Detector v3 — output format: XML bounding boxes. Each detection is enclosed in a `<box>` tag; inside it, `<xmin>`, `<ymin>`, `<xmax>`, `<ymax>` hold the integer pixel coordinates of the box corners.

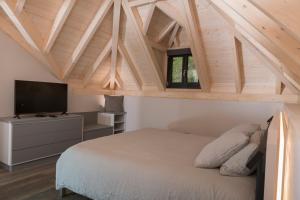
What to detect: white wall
<box><xmin>0</xmin><ymin>31</ymin><xmax>101</xmax><ymax>117</ymax></box>
<box><xmin>124</xmin><ymin>96</ymin><xmax>282</xmax><ymax>136</ymax></box>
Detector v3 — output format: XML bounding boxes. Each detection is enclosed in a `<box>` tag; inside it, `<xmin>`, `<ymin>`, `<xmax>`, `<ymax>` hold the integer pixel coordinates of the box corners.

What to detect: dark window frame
<box><xmin>166</xmin><ymin>48</ymin><xmax>201</xmax><ymax>89</ymax></box>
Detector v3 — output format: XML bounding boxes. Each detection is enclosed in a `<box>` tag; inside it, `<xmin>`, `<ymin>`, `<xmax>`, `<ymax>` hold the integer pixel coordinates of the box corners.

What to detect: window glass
<box><xmin>187</xmin><ymin>56</ymin><xmax>198</xmax><ymax>83</ymax></box>
<box><xmin>172</xmin><ymin>57</ymin><xmax>183</xmax><ymax>83</ymax></box>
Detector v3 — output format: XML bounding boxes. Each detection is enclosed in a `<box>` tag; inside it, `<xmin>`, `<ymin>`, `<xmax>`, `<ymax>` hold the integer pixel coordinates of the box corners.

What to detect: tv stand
<box><xmin>0</xmin><ymin>115</ymin><xmax>83</xmax><ymax>170</ymax></box>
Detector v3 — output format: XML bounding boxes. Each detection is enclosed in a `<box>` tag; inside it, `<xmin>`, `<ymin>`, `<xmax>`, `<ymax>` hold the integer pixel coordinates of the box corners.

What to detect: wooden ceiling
<box><xmin>0</xmin><ymin>0</ymin><xmax>300</xmax><ymax>103</ymax></box>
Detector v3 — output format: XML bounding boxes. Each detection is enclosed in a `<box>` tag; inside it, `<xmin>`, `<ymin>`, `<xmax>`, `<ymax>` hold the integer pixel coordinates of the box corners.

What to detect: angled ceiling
<box><xmin>0</xmin><ymin>0</ymin><xmax>299</xmax><ymax>103</ymax></box>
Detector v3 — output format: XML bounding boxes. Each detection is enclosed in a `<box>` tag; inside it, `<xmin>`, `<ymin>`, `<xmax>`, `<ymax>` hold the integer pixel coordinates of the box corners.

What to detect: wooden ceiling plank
<box><xmin>15</xmin><ymin>0</ymin><xmax>26</xmax><ymax>15</ymax></box>
<box><xmin>122</xmin><ymin>0</ymin><xmax>165</xmax><ymax>90</ymax></box>
<box><xmin>155</xmin><ymin>20</ymin><xmax>176</xmax><ymax>42</ymax></box>
<box><xmin>155</xmin><ymin>1</ymin><xmax>184</xmax><ymax>26</ymax></box>
<box><xmin>234</xmin><ymin>28</ymin><xmax>300</xmax><ymax>94</ymax></box>
<box><xmin>44</xmin><ymin>0</ymin><xmax>77</xmax><ymax>53</ymax></box>
<box><xmin>168</xmin><ymin>23</ymin><xmax>180</xmax><ymax>48</ymax></box>
<box><xmin>118</xmin><ymin>41</ymin><xmax>143</xmax><ymax>90</ymax></box>
<box><xmin>0</xmin><ymin>0</ymin><xmax>62</xmax><ymax>79</ymax></box>
<box><xmin>142</xmin><ymin>4</ymin><xmax>156</xmax><ymax>35</ymax></box>
<box><xmin>233</xmin><ymin>37</ymin><xmax>245</xmax><ymax>93</ymax></box>
<box><xmin>63</xmin><ymin>0</ymin><xmax>114</xmax><ymax>80</ymax></box>
<box><xmin>109</xmin><ymin>0</ymin><xmax>122</xmax><ymax>90</ymax></box>
<box><xmin>83</xmin><ymin>39</ymin><xmax>112</xmax><ymax>87</ymax></box>
<box><xmin>181</xmin><ymin>0</ymin><xmax>211</xmax><ymax>91</ymax></box>
<box><xmin>102</xmin><ymin>72</ymin><xmax>111</xmax><ymax>89</ymax></box>
<box><xmin>148</xmin><ymin>38</ymin><xmax>167</xmax><ymax>52</ymax></box>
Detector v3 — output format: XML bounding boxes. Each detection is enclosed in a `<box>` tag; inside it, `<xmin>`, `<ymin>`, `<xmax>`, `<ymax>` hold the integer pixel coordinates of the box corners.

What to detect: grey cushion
<box><xmin>104</xmin><ymin>95</ymin><xmax>124</xmax><ymax>113</ymax></box>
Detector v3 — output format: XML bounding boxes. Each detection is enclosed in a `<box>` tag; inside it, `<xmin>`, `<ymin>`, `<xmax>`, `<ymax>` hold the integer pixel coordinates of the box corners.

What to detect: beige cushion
<box><xmin>194</xmin><ymin>131</ymin><xmax>249</xmax><ymax>168</ymax></box>
<box><xmin>220</xmin><ymin>143</ymin><xmax>258</xmax><ymax>176</ymax></box>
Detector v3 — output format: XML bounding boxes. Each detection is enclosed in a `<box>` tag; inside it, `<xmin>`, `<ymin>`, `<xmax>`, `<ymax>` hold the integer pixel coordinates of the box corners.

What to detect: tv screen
<box><xmin>15</xmin><ymin>80</ymin><xmax>68</xmax><ymax>115</ymax></box>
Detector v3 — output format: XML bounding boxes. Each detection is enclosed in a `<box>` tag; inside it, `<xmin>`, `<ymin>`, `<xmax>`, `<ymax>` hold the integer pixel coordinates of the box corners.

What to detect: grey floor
<box><xmin>0</xmin><ymin>157</ymin><xmax>89</xmax><ymax>200</ymax></box>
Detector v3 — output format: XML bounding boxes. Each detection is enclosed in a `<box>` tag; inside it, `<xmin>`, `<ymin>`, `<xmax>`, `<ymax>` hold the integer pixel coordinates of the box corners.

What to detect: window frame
<box><xmin>166</xmin><ymin>48</ymin><xmax>201</xmax><ymax>89</ymax></box>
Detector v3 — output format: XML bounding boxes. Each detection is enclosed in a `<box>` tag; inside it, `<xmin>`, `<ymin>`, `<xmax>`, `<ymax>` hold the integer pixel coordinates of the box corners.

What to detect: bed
<box><xmin>56</xmin><ymin>128</ymin><xmax>256</xmax><ymax>200</ymax></box>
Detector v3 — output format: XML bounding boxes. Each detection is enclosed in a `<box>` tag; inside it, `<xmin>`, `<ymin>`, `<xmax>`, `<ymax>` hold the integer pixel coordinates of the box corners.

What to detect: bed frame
<box><xmin>58</xmin><ymin>118</ymin><xmax>273</xmax><ymax>200</ymax></box>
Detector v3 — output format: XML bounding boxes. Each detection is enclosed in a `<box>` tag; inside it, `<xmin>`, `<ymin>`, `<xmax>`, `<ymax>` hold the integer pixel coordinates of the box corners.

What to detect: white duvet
<box><xmin>56</xmin><ymin>128</ymin><xmax>256</xmax><ymax>200</ymax></box>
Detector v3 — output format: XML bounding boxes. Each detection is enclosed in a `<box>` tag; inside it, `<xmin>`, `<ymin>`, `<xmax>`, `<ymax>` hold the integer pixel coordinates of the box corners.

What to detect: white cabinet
<box><xmin>98</xmin><ymin>112</ymin><xmax>126</xmax><ymax>134</ymax></box>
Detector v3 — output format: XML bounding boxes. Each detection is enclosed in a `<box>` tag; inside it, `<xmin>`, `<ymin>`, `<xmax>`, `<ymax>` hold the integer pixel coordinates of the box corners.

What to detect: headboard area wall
<box><xmin>124</xmin><ymin>96</ymin><xmax>282</xmax><ymax>136</ymax></box>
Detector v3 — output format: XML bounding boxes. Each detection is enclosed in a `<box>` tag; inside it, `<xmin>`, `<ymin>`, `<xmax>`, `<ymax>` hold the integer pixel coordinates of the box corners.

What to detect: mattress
<box><xmin>56</xmin><ymin>128</ymin><xmax>256</xmax><ymax>200</ymax></box>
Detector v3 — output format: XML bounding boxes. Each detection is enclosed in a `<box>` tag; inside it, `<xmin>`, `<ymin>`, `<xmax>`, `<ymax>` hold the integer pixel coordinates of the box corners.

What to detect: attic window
<box><xmin>166</xmin><ymin>48</ymin><xmax>200</xmax><ymax>89</ymax></box>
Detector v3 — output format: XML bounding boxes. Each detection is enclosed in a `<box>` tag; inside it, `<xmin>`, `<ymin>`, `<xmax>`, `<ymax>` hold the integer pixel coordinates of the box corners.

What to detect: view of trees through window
<box><xmin>167</xmin><ymin>48</ymin><xmax>200</xmax><ymax>89</ymax></box>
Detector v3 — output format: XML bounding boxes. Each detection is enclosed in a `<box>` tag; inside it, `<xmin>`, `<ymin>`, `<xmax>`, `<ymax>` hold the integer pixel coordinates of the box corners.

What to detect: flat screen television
<box><xmin>15</xmin><ymin>80</ymin><xmax>68</xmax><ymax>115</ymax></box>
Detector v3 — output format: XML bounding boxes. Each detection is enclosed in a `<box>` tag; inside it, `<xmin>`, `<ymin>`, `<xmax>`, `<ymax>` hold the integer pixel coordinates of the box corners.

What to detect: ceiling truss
<box><xmin>0</xmin><ymin>0</ymin><xmax>299</xmax><ymax>103</ymax></box>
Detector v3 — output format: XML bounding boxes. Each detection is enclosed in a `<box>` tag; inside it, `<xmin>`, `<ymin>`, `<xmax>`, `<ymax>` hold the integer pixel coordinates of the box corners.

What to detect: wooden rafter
<box><xmin>168</xmin><ymin>23</ymin><xmax>180</xmax><ymax>47</ymax></box>
<box><xmin>181</xmin><ymin>0</ymin><xmax>211</xmax><ymax>91</ymax></box>
<box><xmin>0</xmin><ymin>0</ymin><xmax>61</xmax><ymax>79</ymax></box>
<box><xmin>115</xmin><ymin>72</ymin><xmax>123</xmax><ymax>89</ymax></box>
<box><xmin>142</xmin><ymin>3</ymin><xmax>156</xmax><ymax>35</ymax></box>
<box><xmin>234</xmin><ymin>27</ymin><xmax>300</xmax><ymax>94</ymax></box>
<box><xmin>122</xmin><ymin>0</ymin><xmax>165</xmax><ymax>90</ymax></box>
<box><xmin>44</xmin><ymin>0</ymin><xmax>76</xmax><ymax>53</ymax></box>
<box><xmin>233</xmin><ymin>37</ymin><xmax>245</xmax><ymax>93</ymax></box>
<box><xmin>210</xmin><ymin>0</ymin><xmax>300</xmax><ymax>87</ymax></box>
<box><xmin>63</xmin><ymin>0</ymin><xmax>113</xmax><ymax>80</ymax></box>
<box><xmin>15</xmin><ymin>0</ymin><xmax>26</xmax><ymax>15</ymax></box>
<box><xmin>109</xmin><ymin>0</ymin><xmax>122</xmax><ymax>90</ymax></box>
<box><xmin>83</xmin><ymin>39</ymin><xmax>112</xmax><ymax>87</ymax></box>
<box><xmin>118</xmin><ymin>41</ymin><xmax>143</xmax><ymax>90</ymax></box>
<box><xmin>155</xmin><ymin>20</ymin><xmax>176</xmax><ymax>42</ymax></box>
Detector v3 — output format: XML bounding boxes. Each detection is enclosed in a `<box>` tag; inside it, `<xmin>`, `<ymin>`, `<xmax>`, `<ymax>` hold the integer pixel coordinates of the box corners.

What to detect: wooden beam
<box><xmin>210</xmin><ymin>0</ymin><xmax>300</xmax><ymax>85</ymax></box>
<box><xmin>0</xmin><ymin>1</ymin><xmax>62</xmax><ymax>79</ymax></box>
<box><xmin>83</xmin><ymin>39</ymin><xmax>112</xmax><ymax>87</ymax></box>
<box><xmin>15</xmin><ymin>0</ymin><xmax>26</xmax><ymax>15</ymax></box>
<box><xmin>234</xmin><ymin>27</ymin><xmax>300</xmax><ymax>94</ymax></box>
<box><xmin>109</xmin><ymin>0</ymin><xmax>122</xmax><ymax>90</ymax></box>
<box><xmin>115</xmin><ymin>72</ymin><xmax>123</xmax><ymax>89</ymax></box>
<box><xmin>63</xmin><ymin>0</ymin><xmax>113</xmax><ymax>80</ymax></box>
<box><xmin>155</xmin><ymin>1</ymin><xmax>184</xmax><ymax>26</ymax></box>
<box><xmin>122</xmin><ymin>0</ymin><xmax>165</xmax><ymax>90</ymax></box>
<box><xmin>168</xmin><ymin>23</ymin><xmax>180</xmax><ymax>47</ymax></box>
<box><xmin>155</xmin><ymin>20</ymin><xmax>176</xmax><ymax>42</ymax></box>
<box><xmin>181</xmin><ymin>0</ymin><xmax>211</xmax><ymax>91</ymax></box>
<box><xmin>142</xmin><ymin>4</ymin><xmax>155</xmax><ymax>35</ymax></box>
<box><xmin>44</xmin><ymin>0</ymin><xmax>76</xmax><ymax>53</ymax></box>
<box><xmin>118</xmin><ymin>41</ymin><xmax>143</xmax><ymax>90</ymax></box>
<box><xmin>233</xmin><ymin>37</ymin><xmax>245</xmax><ymax>93</ymax></box>
<box><xmin>71</xmin><ymin>86</ymin><xmax>300</xmax><ymax>104</ymax></box>
<box><xmin>102</xmin><ymin>72</ymin><xmax>111</xmax><ymax>89</ymax></box>
<box><xmin>129</xmin><ymin>0</ymin><xmax>158</xmax><ymax>7</ymax></box>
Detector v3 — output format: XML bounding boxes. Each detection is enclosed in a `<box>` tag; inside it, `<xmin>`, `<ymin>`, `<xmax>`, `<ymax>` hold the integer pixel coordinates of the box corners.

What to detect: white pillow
<box><xmin>220</xmin><ymin>143</ymin><xmax>258</xmax><ymax>176</ymax></box>
<box><xmin>229</xmin><ymin>124</ymin><xmax>260</xmax><ymax>136</ymax></box>
<box><xmin>250</xmin><ymin>130</ymin><xmax>264</xmax><ymax>145</ymax></box>
<box><xmin>194</xmin><ymin>131</ymin><xmax>249</xmax><ymax>168</ymax></box>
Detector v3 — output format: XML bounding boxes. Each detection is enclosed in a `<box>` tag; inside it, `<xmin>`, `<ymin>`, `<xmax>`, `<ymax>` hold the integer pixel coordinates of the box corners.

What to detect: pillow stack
<box><xmin>194</xmin><ymin>124</ymin><xmax>261</xmax><ymax>176</ymax></box>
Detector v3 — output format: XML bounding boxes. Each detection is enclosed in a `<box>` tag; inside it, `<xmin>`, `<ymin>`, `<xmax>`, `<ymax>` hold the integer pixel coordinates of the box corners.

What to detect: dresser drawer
<box><xmin>12</xmin><ymin>128</ymin><xmax>82</xmax><ymax>150</ymax></box>
<box><xmin>12</xmin><ymin>139</ymin><xmax>81</xmax><ymax>164</ymax></box>
<box><xmin>12</xmin><ymin>118</ymin><xmax>82</xmax><ymax>137</ymax></box>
